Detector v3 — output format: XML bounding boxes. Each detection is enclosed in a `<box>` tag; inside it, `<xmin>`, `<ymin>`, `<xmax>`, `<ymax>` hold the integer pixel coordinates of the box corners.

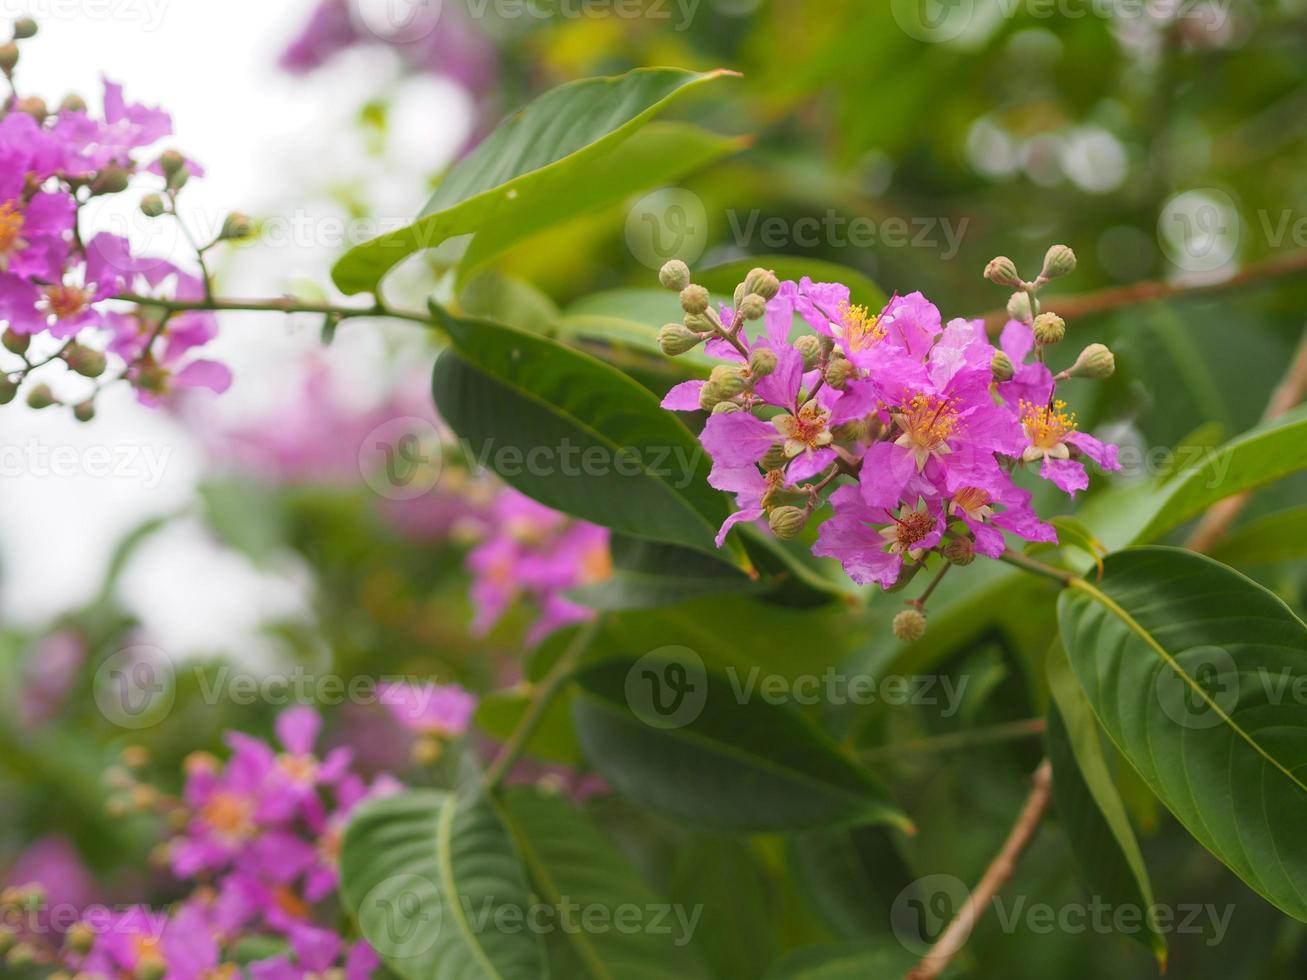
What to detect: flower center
<box><xmin>200</xmin><ymin>790</ymin><xmax>255</xmax><ymax>843</ymax></box>
<box><xmin>773</xmin><ymin>402</ymin><xmax>833</xmax><ymax>456</ymax></box>
<box><xmin>0</xmin><ymin>203</ymin><xmax>28</xmax><ymax>263</ymax></box>
<box><xmin>952</xmin><ymin>486</ymin><xmax>993</xmax><ymax>519</ymax></box>
<box><xmin>894</xmin><ymin>508</ymin><xmax>936</xmax><ymax>549</ymax></box>
<box><xmin>41</xmin><ymin>283</ymin><xmax>93</xmax><ymax>321</ymax></box>
<box><xmin>835</xmin><ymin>300</ymin><xmax>884</xmax><ymax>352</ymax></box>
<box><xmin>278</xmin><ymin>752</ymin><xmax>318</xmax><ymax>786</ymax></box>
<box><xmin>1020</xmin><ymin>399</ymin><xmax>1076</xmax><ymax>456</ymax></box>
<box><xmin>580</xmin><ymin>542</ymin><xmax>611</xmax><ymax>584</ymax></box>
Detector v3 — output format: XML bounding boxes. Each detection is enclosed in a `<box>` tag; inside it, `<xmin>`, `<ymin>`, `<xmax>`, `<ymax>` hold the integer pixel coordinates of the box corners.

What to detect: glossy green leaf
<box><xmin>669</xmin><ymin>835</ymin><xmax>777</xmax><ymax>979</ymax></box>
<box><xmin>457</xmin><ymin>122</ymin><xmax>747</xmax><ymax>285</ymax></box>
<box><xmin>430</xmin><ymin>307</ymin><xmax>741</xmax><ymax>562</ymax></box>
<box><xmin>332</xmin><ymin>68</ymin><xmax>736</xmax><ymax>294</ymax></box>
<box><xmin>475</xmin><ymin>688</ymin><xmax>583</xmax><ymax>767</ymax></box>
<box><xmin>498</xmin><ymin>789</ymin><xmax>711</xmax><ymax>979</ymax></box>
<box><xmin>1058</xmin><ymin>546</ymin><xmax>1307</xmax><ymax>921</ymax></box>
<box><xmin>567</xmin><ymin>535</ymin><xmax>765</xmax><ymax>610</ymax></box>
<box><xmin>339</xmin><ymin>790</ymin><xmax>546</xmax><ymax>980</ymax></box>
<box><xmin>1045</xmin><ymin>645</ymin><xmax>1166</xmax><ymax>966</ymax></box>
<box><xmin>570</xmin><ymin>657</ymin><xmax>911</xmax><ymax>832</ymax></box>
<box><xmin>788</xmin><ymin>824</ymin><xmax>916</xmax><ymax>941</ymax></box>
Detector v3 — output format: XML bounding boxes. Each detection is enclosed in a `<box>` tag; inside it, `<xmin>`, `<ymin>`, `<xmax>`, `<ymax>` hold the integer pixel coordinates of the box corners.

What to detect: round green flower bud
<box><xmin>795</xmin><ymin>334</ymin><xmax>822</xmax><ymax>371</ymax></box>
<box><xmin>59</xmin><ymin>93</ymin><xmax>87</xmax><ymax>114</ymax></box>
<box><xmin>6</xmin><ymin>943</ymin><xmax>37</xmax><ymax>969</ymax></box>
<box><xmin>66</xmin><ymin>344</ymin><xmax>107</xmax><ymax>379</ymax></box>
<box><xmin>91</xmin><ymin>166</ymin><xmax>130</xmax><ymax>196</ymax></box>
<box><xmin>158</xmin><ymin>150</ymin><xmax>186</xmax><ymax>177</ymax></box>
<box><xmin>760</xmin><ymin>443</ymin><xmax>787</xmax><ymax>472</ymax></box>
<box><xmin>768</xmin><ymin>505</ymin><xmax>808</xmax><ymax>540</ymax></box>
<box><xmin>658</xmin><ymin>323</ymin><xmax>701</xmax><ymax>357</ymax></box>
<box><xmin>943</xmin><ymin>536</ymin><xmax>976</xmax><ymax>566</ymax></box>
<box><xmin>892</xmin><ymin>608</ymin><xmax>927</xmax><ymax>643</ymax></box>
<box><xmin>221</xmin><ymin>212</ymin><xmax>254</xmax><ymax>241</ymax></box>
<box><xmin>709</xmin><ymin>364</ymin><xmax>747</xmax><ymax>399</ymax></box>
<box><xmin>744</xmin><ymin>267</ymin><xmax>780</xmax><ymax>301</ymax></box>
<box><xmin>73</xmin><ymin>399</ymin><xmax>96</xmax><ymax>423</ymax></box>
<box><xmin>2</xmin><ymin>330</ymin><xmax>30</xmax><ymax>356</ymax></box>
<box><xmin>825</xmin><ymin>356</ymin><xmax>855</xmax><ymax>390</ymax></box>
<box><xmin>13</xmin><ymin>18</ymin><xmax>37</xmax><ymax>39</ymax></box>
<box><xmin>991</xmin><ymin>350</ymin><xmax>1015</xmax><ymax>383</ymax></box>
<box><xmin>1006</xmin><ymin>290</ymin><xmax>1033</xmax><ymax>324</ymax></box>
<box><xmin>831</xmin><ymin>418</ymin><xmax>871</xmax><ymax>443</ymax></box>
<box><xmin>65</xmin><ymin>922</ymin><xmax>96</xmax><ymax>956</ymax></box>
<box><xmin>0</xmin><ymin>378</ymin><xmax>18</xmax><ymax>405</ymax></box>
<box><xmin>711</xmin><ymin>400</ymin><xmax>743</xmax><ymax>415</ymax></box>
<box><xmin>16</xmin><ymin>96</ymin><xmax>45</xmax><ymax>120</ymax></box>
<box><xmin>140</xmin><ymin>193</ymin><xmax>166</xmax><ymax>218</ymax></box>
<box><xmin>738</xmin><ymin>293</ymin><xmax>767</xmax><ymax>320</ymax></box>
<box><xmin>0</xmin><ymin>42</ymin><xmax>19</xmax><ymax>74</ymax></box>
<box><xmin>698</xmin><ymin>381</ymin><xmax>726</xmax><ymax>411</ymax></box>
<box><xmin>658</xmin><ymin>259</ymin><xmax>691</xmax><ymax>291</ymax></box>
<box><xmin>1041</xmin><ymin>244</ymin><xmax>1076</xmax><ymax>280</ymax></box>
<box><xmin>135</xmin><ymin>959</ymin><xmax>167</xmax><ymax>980</ymax></box>
<box><xmin>1032</xmin><ymin>311</ymin><xmax>1066</xmax><ymax>345</ymax></box>
<box><xmin>749</xmin><ymin>347</ymin><xmax>778</xmax><ymax>378</ymax></box>
<box><xmin>984</xmin><ymin>255</ymin><xmax>1021</xmax><ymax>288</ymax></box>
<box><xmin>26</xmin><ymin>383</ymin><xmax>56</xmax><ymax>409</ymax></box>
<box><xmin>1069</xmin><ymin>342</ymin><xmax>1115</xmax><ymax>380</ymax></box>
<box><xmin>680</xmin><ymin>284</ymin><xmax>710</xmax><ymax>315</ymax></box>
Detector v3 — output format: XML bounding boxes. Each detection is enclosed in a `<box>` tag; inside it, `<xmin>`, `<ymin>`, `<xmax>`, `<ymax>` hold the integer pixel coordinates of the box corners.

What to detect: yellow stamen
<box><xmin>1020</xmin><ymin>399</ymin><xmax>1076</xmax><ymax>462</ymax></box>
<box><xmin>951</xmin><ymin>486</ymin><xmax>994</xmax><ymax>521</ymax></box>
<box><xmin>0</xmin><ymin>202</ymin><xmax>29</xmax><ymax>271</ymax></box>
<box><xmin>200</xmin><ymin>791</ymin><xmax>255</xmax><ymax>844</ymax></box>
<box><xmin>773</xmin><ymin>401</ymin><xmax>833</xmax><ymax>457</ymax></box>
<box><xmin>834</xmin><ymin>300</ymin><xmax>885</xmax><ymax>353</ymax></box>
<box><xmin>41</xmin><ymin>283</ymin><xmax>93</xmax><ymax>321</ymax></box>
<box><xmin>893</xmin><ymin>393</ymin><xmax>959</xmax><ymax>470</ymax></box>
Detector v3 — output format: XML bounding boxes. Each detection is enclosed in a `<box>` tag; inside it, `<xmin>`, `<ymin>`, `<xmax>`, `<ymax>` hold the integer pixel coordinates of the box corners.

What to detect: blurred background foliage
<box><xmin>5</xmin><ymin>1</ymin><xmax>1307</xmax><ymax>977</ymax></box>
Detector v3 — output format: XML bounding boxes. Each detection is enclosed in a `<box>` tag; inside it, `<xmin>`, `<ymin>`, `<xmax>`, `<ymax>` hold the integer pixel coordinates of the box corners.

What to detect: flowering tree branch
<box><xmin>905</xmin><ymin>759</ymin><xmax>1055</xmax><ymax>980</ymax></box>
<box><xmin>117</xmin><ymin>292</ymin><xmax>437</xmax><ymax>329</ymax></box>
<box><xmin>978</xmin><ymin>249</ymin><xmax>1307</xmax><ymax>332</ymax></box>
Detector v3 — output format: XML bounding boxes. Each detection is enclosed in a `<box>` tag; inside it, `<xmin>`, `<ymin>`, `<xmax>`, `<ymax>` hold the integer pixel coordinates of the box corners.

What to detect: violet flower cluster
<box><xmin>54</xmin><ymin>707</ymin><xmax>398</xmax><ymax>979</ymax></box>
<box><xmin>0</xmin><ymin>19</ymin><xmax>234</xmax><ymax>415</ymax></box>
<box><xmin>466</xmin><ymin>488</ymin><xmax>612</xmax><ymax>646</ymax></box>
<box><xmin>656</xmin><ymin>249</ymin><xmax>1119</xmax><ymax>636</ymax></box>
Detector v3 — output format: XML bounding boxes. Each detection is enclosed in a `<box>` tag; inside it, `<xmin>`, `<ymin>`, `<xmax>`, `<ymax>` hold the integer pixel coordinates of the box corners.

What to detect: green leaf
<box><xmin>498</xmin><ymin>789</ymin><xmax>711</xmax><ymax>979</ymax></box>
<box><xmin>669</xmin><ymin>836</ymin><xmax>777</xmax><ymax>979</ymax></box>
<box><xmin>1208</xmin><ymin>504</ymin><xmax>1307</xmax><ymax>566</ymax></box>
<box><xmin>475</xmin><ymin>689</ymin><xmax>583</xmax><ymax>767</ymax></box>
<box><xmin>332</xmin><ymin>68</ymin><xmax>737</xmax><ymax>294</ymax></box>
<box><xmin>788</xmin><ymin>825</ymin><xmax>916</xmax><ymax>941</ymax></box>
<box><xmin>430</xmin><ymin>307</ymin><xmax>741</xmax><ymax>562</ymax></box>
<box><xmin>1045</xmin><ymin>645</ymin><xmax>1166</xmax><ymax>966</ymax></box>
<box><xmin>695</xmin><ymin>255</ymin><xmax>887</xmax><ymax>311</ymax></box>
<box><xmin>763</xmin><ymin>940</ymin><xmax>918</xmax><ymax>979</ymax></box>
<box><xmin>1058</xmin><ymin>546</ymin><xmax>1307</xmax><ymax>921</ymax></box>
<box><xmin>339</xmin><ymin>790</ymin><xmax>546</xmax><ymax>980</ymax></box>
<box><xmin>570</xmin><ymin>657</ymin><xmax>911</xmax><ymax>832</ymax></box>
<box><xmin>456</xmin><ymin>122</ymin><xmax>747</xmax><ymax>285</ymax></box>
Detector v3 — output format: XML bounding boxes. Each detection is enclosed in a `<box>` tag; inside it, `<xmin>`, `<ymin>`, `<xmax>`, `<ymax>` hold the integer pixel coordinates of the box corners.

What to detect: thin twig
<box><xmin>906</xmin><ymin>759</ymin><xmax>1054</xmax><ymax>980</ymax></box>
<box><xmin>116</xmin><ymin>292</ymin><xmax>435</xmax><ymax>328</ymax></box>
<box><xmin>1185</xmin><ymin>324</ymin><xmax>1307</xmax><ymax>552</ymax></box>
<box><xmin>859</xmin><ymin>718</ymin><xmax>1046</xmax><ymax>764</ymax></box>
<box><xmin>976</xmin><ymin>250</ymin><xmax>1307</xmax><ymax>332</ymax></box>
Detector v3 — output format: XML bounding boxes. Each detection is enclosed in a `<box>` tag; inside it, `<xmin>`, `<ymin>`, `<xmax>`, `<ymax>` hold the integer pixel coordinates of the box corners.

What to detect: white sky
<box><xmin>0</xmin><ymin>1</ymin><xmax>473</xmax><ymax>657</ymax></box>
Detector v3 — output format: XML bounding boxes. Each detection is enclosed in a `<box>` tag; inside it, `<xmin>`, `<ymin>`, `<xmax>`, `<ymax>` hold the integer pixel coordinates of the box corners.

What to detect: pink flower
<box><xmin>379</xmin><ymin>681</ymin><xmax>477</xmax><ymax>737</ymax></box>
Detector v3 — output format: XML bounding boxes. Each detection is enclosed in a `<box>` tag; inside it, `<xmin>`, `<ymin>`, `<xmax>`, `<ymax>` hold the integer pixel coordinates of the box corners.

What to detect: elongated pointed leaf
<box><xmin>567</xmin><ymin>535</ymin><xmax>765</xmax><ymax>610</ymax></box>
<box><xmin>1045</xmin><ymin>646</ymin><xmax>1166</xmax><ymax>966</ymax></box>
<box><xmin>1208</xmin><ymin>504</ymin><xmax>1307</xmax><ymax>566</ymax></box>
<box><xmin>339</xmin><ymin>790</ymin><xmax>546</xmax><ymax>980</ymax></box>
<box><xmin>332</xmin><ymin>68</ymin><xmax>736</xmax><ymax>293</ymax></box>
<box><xmin>498</xmin><ymin>789</ymin><xmax>711</xmax><ymax>979</ymax></box>
<box><xmin>764</xmin><ymin>940</ymin><xmax>918</xmax><ymax>979</ymax></box>
<box><xmin>570</xmin><ymin>657</ymin><xmax>911</xmax><ymax>832</ymax></box>
<box><xmin>1058</xmin><ymin>546</ymin><xmax>1307</xmax><ymax>921</ymax></box>
<box><xmin>431</xmin><ymin>307</ymin><xmax>741</xmax><ymax>562</ymax></box>
<box><xmin>456</xmin><ymin>122</ymin><xmax>748</xmax><ymax>285</ymax></box>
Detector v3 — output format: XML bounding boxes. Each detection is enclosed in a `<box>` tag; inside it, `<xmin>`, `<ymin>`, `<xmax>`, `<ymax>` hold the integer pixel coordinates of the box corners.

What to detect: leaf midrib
<box><xmin>1069</xmin><ymin>576</ymin><xmax>1307</xmax><ymax>799</ymax></box>
<box><xmin>437</xmin><ymin>796</ymin><xmax>505</xmax><ymax>980</ymax></box>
